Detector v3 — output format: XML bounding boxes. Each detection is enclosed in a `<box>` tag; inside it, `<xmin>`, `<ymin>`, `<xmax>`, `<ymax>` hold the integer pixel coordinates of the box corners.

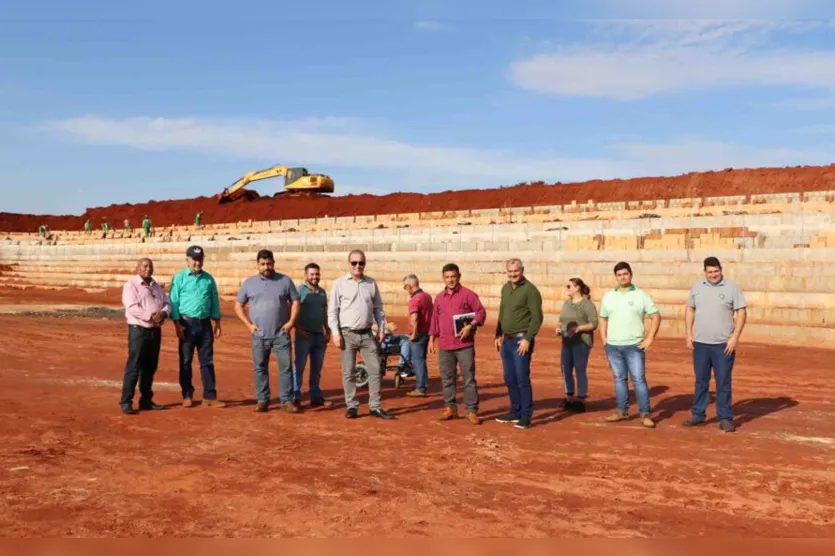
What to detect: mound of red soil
<box><xmin>3</xmin><ymin>164</ymin><xmax>834</xmax><ymax>233</ymax></box>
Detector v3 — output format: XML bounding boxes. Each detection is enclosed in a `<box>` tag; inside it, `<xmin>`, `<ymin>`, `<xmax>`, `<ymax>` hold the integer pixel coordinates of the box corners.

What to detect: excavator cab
<box><xmin>284</xmin><ymin>167</ymin><xmax>310</xmax><ymax>186</ymax></box>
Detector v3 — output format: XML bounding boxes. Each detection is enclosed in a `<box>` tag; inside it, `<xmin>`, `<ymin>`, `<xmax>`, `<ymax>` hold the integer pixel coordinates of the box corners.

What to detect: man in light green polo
<box><xmin>599</xmin><ymin>261</ymin><xmax>661</xmax><ymax>428</ymax></box>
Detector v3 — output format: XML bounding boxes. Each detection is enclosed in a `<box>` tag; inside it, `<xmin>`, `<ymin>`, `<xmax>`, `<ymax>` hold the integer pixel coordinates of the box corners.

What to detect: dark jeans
<box><xmin>120</xmin><ymin>325</ymin><xmax>162</xmax><ymax>407</ymax></box>
<box><xmin>178</xmin><ymin>318</ymin><xmax>218</xmax><ymax>400</ymax></box>
<box><xmin>253</xmin><ymin>332</ymin><xmax>293</xmax><ymax>404</ymax></box>
<box><xmin>500</xmin><ymin>336</ymin><xmax>535</xmax><ymax>419</ymax></box>
<box><xmin>692</xmin><ymin>341</ymin><xmax>736</xmax><ymax>421</ymax></box>
<box><xmin>293</xmin><ymin>331</ymin><xmax>325</xmax><ymax>402</ymax></box>
<box><xmin>438</xmin><ymin>346</ymin><xmax>478</xmax><ymax>412</ymax></box>
<box><xmin>561</xmin><ymin>341</ymin><xmax>591</xmax><ymax>398</ymax></box>
<box><xmin>604</xmin><ymin>343</ymin><xmax>651</xmax><ymax>415</ymax></box>
<box><xmin>409</xmin><ymin>332</ymin><xmax>429</xmax><ymax>393</ymax></box>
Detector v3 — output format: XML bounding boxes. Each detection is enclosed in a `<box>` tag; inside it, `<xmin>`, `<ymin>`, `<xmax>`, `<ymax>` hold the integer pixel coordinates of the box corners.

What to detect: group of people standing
<box><xmin>119</xmin><ymin>246</ymin><xmax>747</xmax><ymax>433</ymax></box>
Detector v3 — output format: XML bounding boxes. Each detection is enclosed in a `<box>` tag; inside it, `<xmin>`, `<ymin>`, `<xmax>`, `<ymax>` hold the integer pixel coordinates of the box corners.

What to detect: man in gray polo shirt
<box><xmin>234</xmin><ymin>249</ymin><xmax>300</xmax><ymax>413</ymax></box>
<box><xmin>684</xmin><ymin>256</ymin><xmax>747</xmax><ymax>432</ymax></box>
<box><xmin>328</xmin><ymin>249</ymin><xmax>395</xmax><ymax>420</ymax></box>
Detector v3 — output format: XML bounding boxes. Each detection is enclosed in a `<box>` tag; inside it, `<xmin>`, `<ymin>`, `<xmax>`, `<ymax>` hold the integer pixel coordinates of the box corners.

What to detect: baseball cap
<box><xmin>186</xmin><ymin>245</ymin><xmax>205</xmax><ymax>259</ymax></box>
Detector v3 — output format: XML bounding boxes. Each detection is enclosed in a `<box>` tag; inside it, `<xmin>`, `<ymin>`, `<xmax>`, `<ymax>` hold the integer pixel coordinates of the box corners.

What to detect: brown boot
<box><xmin>641</xmin><ymin>414</ymin><xmax>656</xmax><ymax>428</ymax></box>
<box><xmin>606</xmin><ymin>412</ymin><xmax>627</xmax><ymax>422</ymax></box>
<box><xmin>182</xmin><ymin>397</ymin><xmax>193</xmax><ymax>408</ymax></box>
<box><xmin>466</xmin><ymin>411</ymin><xmax>482</xmax><ymax>425</ymax></box>
<box><xmin>439</xmin><ymin>406</ymin><xmax>458</xmax><ymax>421</ymax></box>
<box><xmin>204</xmin><ymin>399</ymin><xmax>227</xmax><ymax>408</ymax></box>
<box><xmin>281</xmin><ymin>402</ymin><xmax>301</xmax><ymax>413</ymax></box>
<box><xmin>406</xmin><ymin>390</ymin><xmax>427</xmax><ymax>398</ymax></box>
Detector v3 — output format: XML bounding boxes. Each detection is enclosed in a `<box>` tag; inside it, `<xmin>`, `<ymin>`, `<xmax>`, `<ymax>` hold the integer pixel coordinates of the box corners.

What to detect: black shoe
<box><xmin>495</xmin><ymin>413</ymin><xmax>520</xmax><ymax>424</ymax></box>
<box><xmin>370</xmin><ymin>408</ymin><xmax>396</xmax><ymax>420</ymax></box>
<box><xmin>682</xmin><ymin>416</ymin><xmax>706</xmax><ymax>427</ymax></box>
<box><xmin>719</xmin><ymin>419</ymin><xmax>736</xmax><ymax>433</ymax></box>
<box><xmin>138</xmin><ymin>402</ymin><xmax>164</xmax><ymax>411</ymax></box>
<box><xmin>573</xmin><ymin>400</ymin><xmax>586</xmax><ymax>413</ymax></box>
<box><xmin>255</xmin><ymin>401</ymin><xmax>269</xmax><ymax>413</ymax></box>
<box><xmin>120</xmin><ymin>404</ymin><xmax>138</xmax><ymax>415</ymax></box>
<box><xmin>345</xmin><ymin>407</ymin><xmax>359</xmax><ymax>419</ymax></box>
<box><xmin>514</xmin><ymin>417</ymin><xmax>532</xmax><ymax>429</ymax></box>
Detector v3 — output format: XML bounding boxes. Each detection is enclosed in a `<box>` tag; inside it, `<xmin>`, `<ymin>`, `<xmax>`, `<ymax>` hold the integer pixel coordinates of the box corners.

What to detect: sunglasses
<box><xmin>350</xmin><ymin>261</ymin><xmax>366</xmax><ymax>267</ymax></box>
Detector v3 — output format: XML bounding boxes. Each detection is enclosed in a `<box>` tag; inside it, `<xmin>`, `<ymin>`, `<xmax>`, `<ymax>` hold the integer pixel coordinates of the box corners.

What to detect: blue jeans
<box><xmin>251</xmin><ymin>332</ymin><xmax>292</xmax><ymax>404</ymax></box>
<box><xmin>293</xmin><ymin>331</ymin><xmax>327</xmax><ymax>402</ymax></box>
<box><xmin>561</xmin><ymin>341</ymin><xmax>590</xmax><ymax>398</ymax></box>
<box><xmin>604</xmin><ymin>343</ymin><xmax>651</xmax><ymax>415</ymax></box>
<box><xmin>409</xmin><ymin>333</ymin><xmax>429</xmax><ymax>393</ymax></box>
<box><xmin>692</xmin><ymin>342</ymin><xmax>735</xmax><ymax>421</ymax></box>
<box><xmin>500</xmin><ymin>336</ymin><xmax>535</xmax><ymax>419</ymax></box>
<box><xmin>178</xmin><ymin>318</ymin><xmax>217</xmax><ymax>400</ymax></box>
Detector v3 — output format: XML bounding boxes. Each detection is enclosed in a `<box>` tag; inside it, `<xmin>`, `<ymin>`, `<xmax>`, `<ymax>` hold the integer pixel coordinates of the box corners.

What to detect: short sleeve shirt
<box><xmin>407</xmin><ymin>289</ymin><xmax>433</xmax><ymax>335</ymax></box>
<box><xmin>688</xmin><ymin>278</ymin><xmax>746</xmax><ymax>344</ymax></box>
<box><xmin>236</xmin><ymin>273</ymin><xmax>299</xmax><ymax>338</ymax></box>
<box><xmin>600</xmin><ymin>285</ymin><xmax>659</xmax><ymax>346</ymax></box>
<box><xmin>296</xmin><ymin>283</ymin><xmax>327</xmax><ymax>333</ymax></box>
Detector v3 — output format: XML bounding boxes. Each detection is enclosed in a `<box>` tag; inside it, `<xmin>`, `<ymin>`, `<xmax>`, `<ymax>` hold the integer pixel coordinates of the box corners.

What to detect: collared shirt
<box><xmin>688</xmin><ymin>278</ymin><xmax>746</xmax><ymax>344</ymax></box>
<box><xmin>327</xmin><ymin>274</ymin><xmax>386</xmax><ymax>333</ymax></box>
<box><xmin>236</xmin><ymin>272</ymin><xmax>299</xmax><ymax>339</ymax></box>
<box><xmin>169</xmin><ymin>268</ymin><xmax>221</xmax><ymax>321</ymax></box>
<box><xmin>429</xmin><ymin>285</ymin><xmax>487</xmax><ymax>351</ymax></box>
<box><xmin>600</xmin><ymin>284</ymin><xmax>659</xmax><ymax>346</ymax></box>
<box><xmin>559</xmin><ymin>298</ymin><xmax>599</xmax><ymax>347</ymax></box>
<box><xmin>407</xmin><ymin>288</ymin><xmax>434</xmax><ymax>335</ymax></box>
<box><xmin>495</xmin><ymin>278</ymin><xmax>543</xmax><ymax>342</ymax></box>
<box><xmin>296</xmin><ymin>282</ymin><xmax>328</xmax><ymax>334</ymax></box>
<box><xmin>122</xmin><ymin>275</ymin><xmax>171</xmax><ymax>328</ymax></box>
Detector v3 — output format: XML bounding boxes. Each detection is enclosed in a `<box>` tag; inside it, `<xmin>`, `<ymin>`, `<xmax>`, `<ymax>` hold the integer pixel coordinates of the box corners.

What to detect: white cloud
<box><xmin>776</xmin><ymin>95</ymin><xmax>835</xmax><ymax>109</ymax></box>
<box><xmin>413</xmin><ymin>20</ymin><xmax>443</xmax><ymax>31</ymax></box>
<box><xmin>41</xmin><ymin>115</ymin><xmax>835</xmax><ymax>191</ymax></box>
<box><xmin>510</xmin><ymin>19</ymin><xmax>835</xmax><ymax>100</ymax></box>
<box><xmin>597</xmin><ymin>0</ymin><xmax>834</xmax><ymax>19</ymax></box>
<box><xmin>612</xmin><ymin>138</ymin><xmax>834</xmax><ymax>174</ymax></box>
<box><xmin>792</xmin><ymin>123</ymin><xmax>835</xmax><ymax>133</ymax></box>
<box><xmin>43</xmin><ymin>114</ymin><xmax>631</xmax><ymax>184</ymax></box>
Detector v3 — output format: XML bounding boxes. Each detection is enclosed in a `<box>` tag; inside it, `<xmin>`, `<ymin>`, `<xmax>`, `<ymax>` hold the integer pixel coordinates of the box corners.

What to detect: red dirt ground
<box><xmin>0</xmin><ymin>287</ymin><xmax>833</xmax><ymax>537</ymax></box>
<box><xmin>3</xmin><ymin>163</ymin><xmax>835</xmax><ymax>232</ymax></box>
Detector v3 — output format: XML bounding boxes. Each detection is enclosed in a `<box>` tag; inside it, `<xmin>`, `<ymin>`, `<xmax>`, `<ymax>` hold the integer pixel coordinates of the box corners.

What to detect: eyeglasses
<box><xmin>350</xmin><ymin>261</ymin><xmax>366</xmax><ymax>267</ymax></box>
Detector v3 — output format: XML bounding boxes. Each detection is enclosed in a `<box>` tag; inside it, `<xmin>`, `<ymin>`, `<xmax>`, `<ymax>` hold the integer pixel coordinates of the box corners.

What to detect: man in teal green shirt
<box><xmin>293</xmin><ymin>262</ymin><xmax>332</xmax><ymax>408</ymax></box>
<box><xmin>169</xmin><ymin>245</ymin><xmax>226</xmax><ymax>408</ymax></box>
<box><xmin>599</xmin><ymin>261</ymin><xmax>661</xmax><ymax>428</ymax></box>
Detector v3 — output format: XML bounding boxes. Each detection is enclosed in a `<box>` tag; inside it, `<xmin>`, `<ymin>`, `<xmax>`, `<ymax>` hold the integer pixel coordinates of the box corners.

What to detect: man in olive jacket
<box><xmin>493</xmin><ymin>258</ymin><xmax>543</xmax><ymax>430</ymax></box>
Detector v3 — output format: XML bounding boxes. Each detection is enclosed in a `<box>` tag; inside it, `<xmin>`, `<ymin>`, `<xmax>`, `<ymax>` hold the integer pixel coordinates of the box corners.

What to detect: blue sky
<box><xmin>2</xmin><ymin>0</ymin><xmax>835</xmax><ymax>214</ymax></box>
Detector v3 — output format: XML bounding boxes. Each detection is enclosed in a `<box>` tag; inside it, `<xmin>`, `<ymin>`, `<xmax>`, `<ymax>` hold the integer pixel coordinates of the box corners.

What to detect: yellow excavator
<box><xmin>217</xmin><ymin>164</ymin><xmax>335</xmax><ymax>203</ymax></box>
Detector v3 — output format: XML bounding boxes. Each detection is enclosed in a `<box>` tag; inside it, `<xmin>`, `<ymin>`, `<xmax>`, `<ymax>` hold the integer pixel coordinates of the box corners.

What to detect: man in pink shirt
<box><xmin>428</xmin><ymin>263</ymin><xmax>487</xmax><ymax>424</ymax></box>
<box><xmin>120</xmin><ymin>258</ymin><xmax>171</xmax><ymax>415</ymax></box>
<box><xmin>403</xmin><ymin>274</ymin><xmax>433</xmax><ymax>397</ymax></box>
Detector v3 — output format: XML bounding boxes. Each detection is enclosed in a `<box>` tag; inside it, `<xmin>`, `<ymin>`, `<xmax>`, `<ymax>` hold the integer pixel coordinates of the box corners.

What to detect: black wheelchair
<box><xmin>352</xmin><ymin>333</ymin><xmax>414</xmax><ymax>390</ymax></box>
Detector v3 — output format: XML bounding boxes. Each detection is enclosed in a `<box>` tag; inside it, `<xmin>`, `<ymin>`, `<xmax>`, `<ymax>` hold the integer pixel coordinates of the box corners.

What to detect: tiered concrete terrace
<box><xmin>2</xmin><ymin>190</ymin><xmax>834</xmax><ymax>345</ymax></box>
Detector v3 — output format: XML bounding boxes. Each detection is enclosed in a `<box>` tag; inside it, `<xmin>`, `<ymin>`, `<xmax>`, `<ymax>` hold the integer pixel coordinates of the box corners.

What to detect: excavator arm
<box><xmin>218</xmin><ymin>164</ymin><xmax>290</xmax><ymax>202</ymax></box>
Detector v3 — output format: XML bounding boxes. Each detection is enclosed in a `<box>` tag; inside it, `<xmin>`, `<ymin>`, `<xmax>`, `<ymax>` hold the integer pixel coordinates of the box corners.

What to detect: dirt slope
<box><xmin>3</xmin><ymin>164</ymin><xmax>834</xmax><ymax>232</ymax></box>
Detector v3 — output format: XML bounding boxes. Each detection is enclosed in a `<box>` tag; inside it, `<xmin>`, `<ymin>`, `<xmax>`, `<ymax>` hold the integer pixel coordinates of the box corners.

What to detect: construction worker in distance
<box><xmin>195</xmin><ymin>211</ymin><xmax>203</xmax><ymax>228</ymax></box>
<box><xmin>142</xmin><ymin>215</ymin><xmax>152</xmax><ymax>237</ymax></box>
<box><xmin>84</xmin><ymin>219</ymin><xmax>92</xmax><ymax>233</ymax></box>
<box><xmin>124</xmin><ymin>218</ymin><xmax>132</xmax><ymax>232</ymax></box>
